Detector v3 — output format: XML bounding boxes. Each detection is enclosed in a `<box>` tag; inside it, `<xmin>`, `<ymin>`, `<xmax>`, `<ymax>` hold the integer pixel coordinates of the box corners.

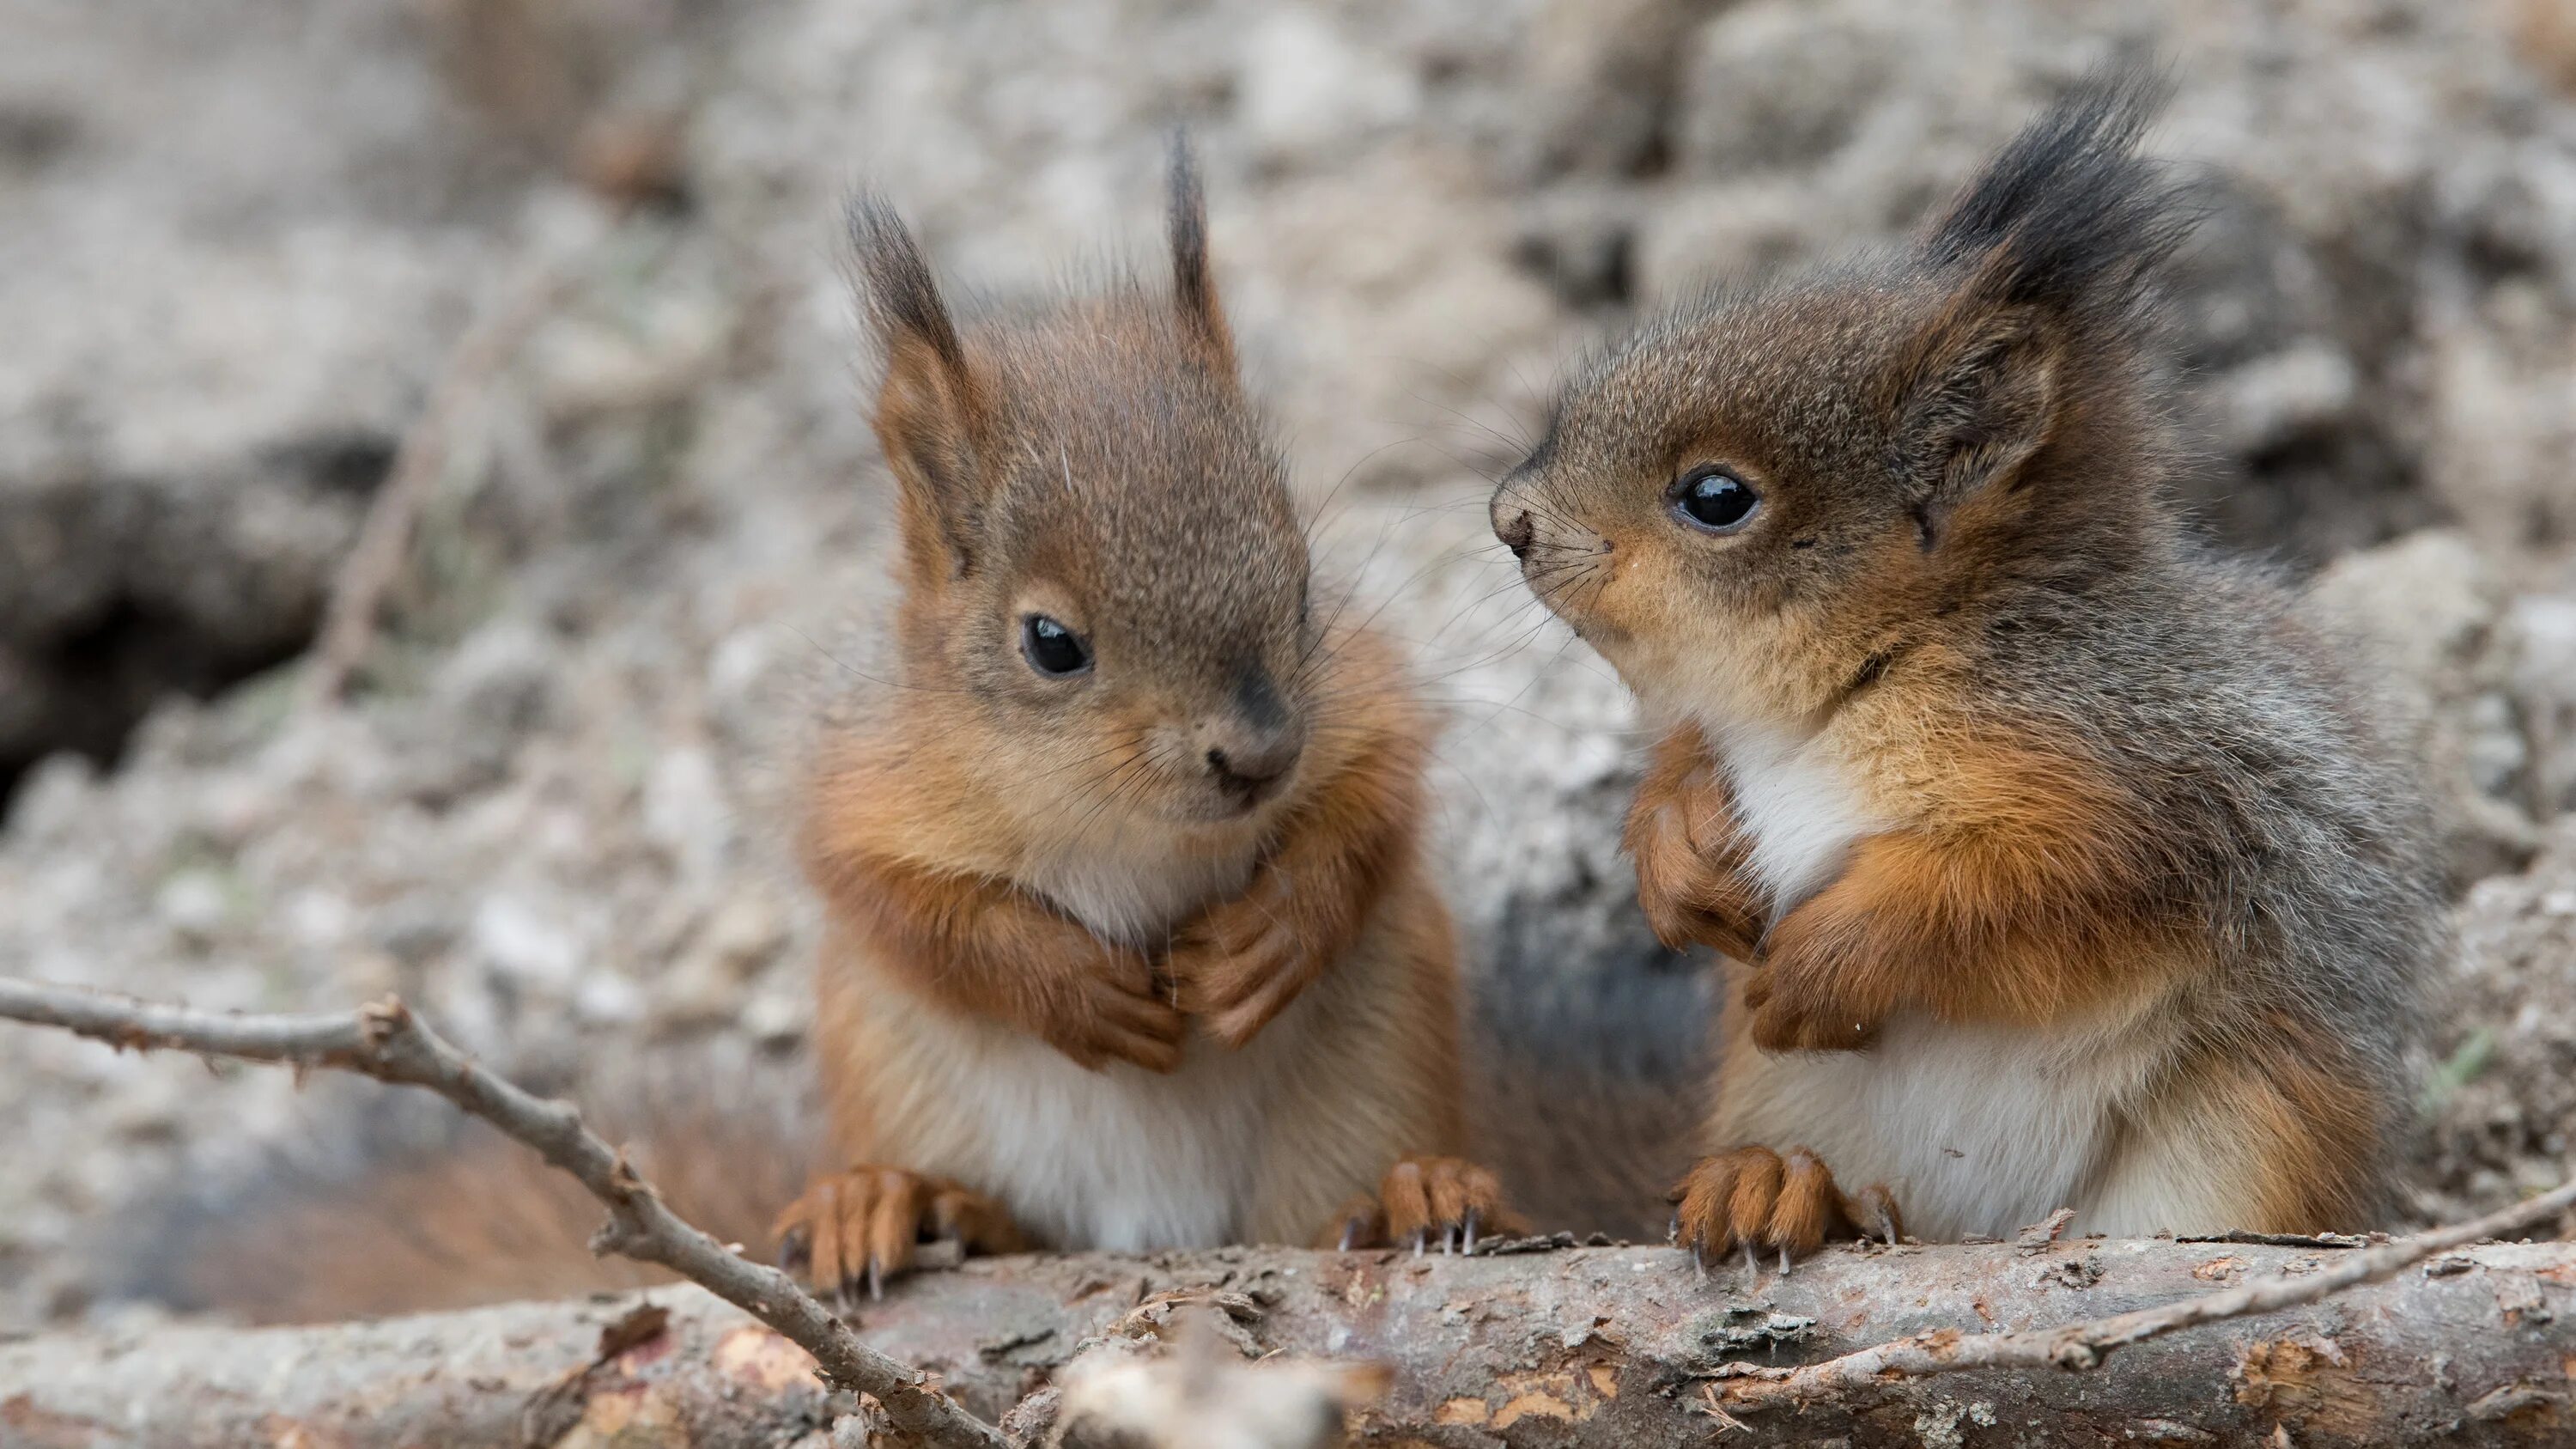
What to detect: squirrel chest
<box><xmin>1708</xmin><ymin>722</ymin><xmax>1881</xmax><ymax>916</ymax></box>
<box><xmin>1706</xmin><ymin>725</ymin><xmax>2182</xmax><ymax>1238</ymax></box>
<box><xmin>814</xmin><ymin>826</ymin><xmax>1418</xmax><ymax>1252</ymax></box>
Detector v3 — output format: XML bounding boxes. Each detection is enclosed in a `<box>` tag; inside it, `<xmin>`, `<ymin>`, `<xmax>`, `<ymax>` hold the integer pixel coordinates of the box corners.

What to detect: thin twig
<box><xmin>301</xmin><ymin>255</ymin><xmax>570</xmax><ymax>709</ymax></box>
<box><xmin>1715</xmin><ymin>1167</ymin><xmax>2576</xmax><ymax>1411</ymax></box>
<box><xmin>0</xmin><ymin>976</ymin><xmax>1007</xmax><ymax>1449</ymax></box>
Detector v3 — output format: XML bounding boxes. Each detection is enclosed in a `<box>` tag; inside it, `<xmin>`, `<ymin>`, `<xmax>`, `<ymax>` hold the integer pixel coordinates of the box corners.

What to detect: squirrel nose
<box><xmin>1492</xmin><ymin>497</ymin><xmax>1536</xmax><ymax>560</ymax></box>
<box><xmin>1206</xmin><ymin>734</ymin><xmax>1299</xmax><ymax>799</ymax></box>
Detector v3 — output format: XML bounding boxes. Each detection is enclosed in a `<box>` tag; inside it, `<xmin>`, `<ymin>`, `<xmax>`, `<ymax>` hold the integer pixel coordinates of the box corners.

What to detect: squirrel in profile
<box><xmin>150</xmin><ymin>147</ymin><xmax>1510</xmax><ymax>1324</ymax></box>
<box><xmin>1489</xmin><ymin>65</ymin><xmax>2440</xmax><ymax>1267</ymax></box>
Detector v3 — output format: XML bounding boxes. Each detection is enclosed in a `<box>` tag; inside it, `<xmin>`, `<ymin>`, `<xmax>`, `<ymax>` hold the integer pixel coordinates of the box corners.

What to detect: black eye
<box><xmin>1668</xmin><ymin>466</ymin><xmax>1761</xmax><ymax>534</ymax></box>
<box><xmin>1019</xmin><ymin>614</ymin><xmax>1092</xmax><ymax>677</ymax></box>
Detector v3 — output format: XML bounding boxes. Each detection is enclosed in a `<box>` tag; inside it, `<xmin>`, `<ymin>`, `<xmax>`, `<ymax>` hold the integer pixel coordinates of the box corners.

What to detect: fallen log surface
<box><xmin>5</xmin><ymin>1236</ymin><xmax>2572</xmax><ymax>1448</ymax></box>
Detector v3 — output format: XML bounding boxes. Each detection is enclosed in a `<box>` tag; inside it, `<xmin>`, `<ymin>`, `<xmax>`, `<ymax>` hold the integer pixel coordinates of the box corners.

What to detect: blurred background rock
<box><xmin>5</xmin><ymin>0</ymin><xmax>2574</xmax><ymax>1330</ymax></box>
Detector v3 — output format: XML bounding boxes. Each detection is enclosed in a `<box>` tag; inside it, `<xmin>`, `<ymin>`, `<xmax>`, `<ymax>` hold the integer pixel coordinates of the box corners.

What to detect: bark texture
<box><xmin>5</xmin><ymin>1238</ymin><xmax>2573</xmax><ymax>1448</ymax></box>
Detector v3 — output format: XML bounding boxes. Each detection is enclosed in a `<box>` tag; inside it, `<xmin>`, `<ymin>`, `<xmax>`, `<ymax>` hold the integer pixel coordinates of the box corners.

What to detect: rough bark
<box><xmin>6</xmin><ymin>1237</ymin><xmax>2572</xmax><ymax>1448</ymax></box>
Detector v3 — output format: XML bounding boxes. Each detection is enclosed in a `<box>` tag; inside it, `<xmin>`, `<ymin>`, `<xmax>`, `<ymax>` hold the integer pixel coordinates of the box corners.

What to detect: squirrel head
<box><xmin>1492</xmin><ymin>64</ymin><xmax>2196</xmax><ymax>734</ymax></box>
<box><xmin>849</xmin><ymin>143</ymin><xmax>1315</xmax><ymax>835</ymax></box>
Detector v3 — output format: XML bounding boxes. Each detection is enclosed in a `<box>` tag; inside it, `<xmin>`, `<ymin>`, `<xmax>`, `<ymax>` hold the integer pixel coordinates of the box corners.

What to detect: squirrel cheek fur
<box><xmin>1498</xmin><ymin>65</ymin><xmax>2439</xmax><ymax>1251</ymax></box>
<box><xmin>777</xmin><ymin>148</ymin><xmax>1512</xmax><ymax>1289</ymax></box>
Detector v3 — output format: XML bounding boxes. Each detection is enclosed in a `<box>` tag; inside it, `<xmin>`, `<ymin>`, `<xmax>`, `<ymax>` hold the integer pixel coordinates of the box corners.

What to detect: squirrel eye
<box><xmin>1668</xmin><ymin>466</ymin><xmax>1761</xmax><ymax>534</ymax></box>
<box><xmin>1019</xmin><ymin>613</ymin><xmax>1092</xmax><ymax>677</ymax></box>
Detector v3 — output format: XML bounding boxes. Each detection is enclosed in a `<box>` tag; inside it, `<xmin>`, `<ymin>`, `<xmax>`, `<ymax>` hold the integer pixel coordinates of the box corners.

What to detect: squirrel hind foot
<box><xmin>771</xmin><ymin>1166</ymin><xmax>1024</xmax><ymax>1300</ymax></box>
<box><xmin>1320</xmin><ymin>1156</ymin><xmax>1526</xmax><ymax>1255</ymax></box>
<box><xmin>1669</xmin><ymin>1145</ymin><xmax>1899</xmax><ymax>1271</ymax></box>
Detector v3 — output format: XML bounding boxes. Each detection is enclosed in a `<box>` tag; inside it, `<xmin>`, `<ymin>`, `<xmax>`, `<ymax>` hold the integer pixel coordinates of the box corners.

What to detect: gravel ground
<box><xmin>6</xmin><ymin>0</ymin><xmax>2576</xmax><ymax>1331</ymax></box>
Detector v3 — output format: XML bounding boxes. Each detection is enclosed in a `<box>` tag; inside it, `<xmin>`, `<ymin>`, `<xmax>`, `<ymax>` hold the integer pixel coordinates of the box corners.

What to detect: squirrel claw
<box><xmin>770</xmin><ymin>1166</ymin><xmax>1024</xmax><ymax>1298</ymax></box>
<box><xmin>1317</xmin><ymin>1156</ymin><xmax>1523</xmax><ymax>1253</ymax></box>
<box><xmin>1671</xmin><ymin>1146</ymin><xmax>1900</xmax><ymax>1280</ymax></box>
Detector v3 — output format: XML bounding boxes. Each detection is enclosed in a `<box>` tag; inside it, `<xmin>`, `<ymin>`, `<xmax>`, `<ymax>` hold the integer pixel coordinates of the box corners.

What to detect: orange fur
<box><xmin>1668</xmin><ymin>1143</ymin><xmax>1900</xmax><ymax>1265</ymax></box>
<box><xmin>800</xmin><ymin>831</ymin><xmax>1187</xmax><ymax>1073</ymax></box>
<box><xmin>1320</xmin><ymin>1155</ymin><xmax>1525</xmax><ymax>1251</ymax></box>
<box><xmin>1625</xmin><ymin>723</ymin><xmax>1765</xmax><ymax>960</ymax></box>
<box><xmin>1747</xmin><ymin>727</ymin><xmax>2199</xmax><ymax>1051</ymax></box>
<box><xmin>1168</xmin><ymin>648</ymin><xmax>1431</xmax><ymax>1046</ymax></box>
<box><xmin>777</xmin><ymin>167</ymin><xmax>1510</xmax><ymax>1288</ymax></box>
<box><xmin>2108</xmin><ymin>1014</ymin><xmax>2380</xmax><ymax>1233</ymax></box>
<box><xmin>772</xmin><ymin>1166</ymin><xmax>1025</xmax><ymax>1300</ymax></box>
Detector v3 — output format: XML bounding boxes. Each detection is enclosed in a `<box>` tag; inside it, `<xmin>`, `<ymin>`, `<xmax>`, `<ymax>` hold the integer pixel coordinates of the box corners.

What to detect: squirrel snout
<box><xmin>1204</xmin><ymin>732</ymin><xmax>1300</xmax><ymax>806</ymax></box>
<box><xmin>1494</xmin><ymin>504</ymin><xmax>1536</xmax><ymax>561</ymax></box>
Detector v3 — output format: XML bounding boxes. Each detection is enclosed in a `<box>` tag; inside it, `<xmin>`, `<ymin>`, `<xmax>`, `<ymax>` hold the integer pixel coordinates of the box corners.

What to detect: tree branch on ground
<box><xmin>4</xmin><ymin>972</ymin><xmax>2571</xmax><ymax>1447</ymax></box>
<box><xmin>0</xmin><ymin>976</ymin><xmax>1006</xmax><ymax>1449</ymax></box>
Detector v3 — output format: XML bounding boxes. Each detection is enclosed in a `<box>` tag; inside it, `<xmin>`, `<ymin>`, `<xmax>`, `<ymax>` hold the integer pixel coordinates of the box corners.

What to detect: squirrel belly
<box><xmin>1712</xmin><ymin>979</ymin><xmax>2183</xmax><ymax>1241</ymax></box>
<box><xmin>813</xmin><ymin>856</ymin><xmax>1465</xmax><ymax>1253</ymax></box>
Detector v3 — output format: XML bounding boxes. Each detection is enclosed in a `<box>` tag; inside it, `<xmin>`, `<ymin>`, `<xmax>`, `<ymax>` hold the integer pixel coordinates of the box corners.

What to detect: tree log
<box><xmin>6</xmin><ymin>1237</ymin><xmax>2572</xmax><ymax>1448</ymax></box>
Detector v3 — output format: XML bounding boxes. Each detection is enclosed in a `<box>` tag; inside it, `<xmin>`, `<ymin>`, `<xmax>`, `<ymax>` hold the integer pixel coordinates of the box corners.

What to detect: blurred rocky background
<box><xmin>6</xmin><ymin>0</ymin><xmax>2576</xmax><ymax>1330</ymax></box>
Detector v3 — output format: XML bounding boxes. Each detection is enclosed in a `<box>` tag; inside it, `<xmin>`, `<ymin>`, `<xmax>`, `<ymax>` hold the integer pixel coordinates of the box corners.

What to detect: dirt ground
<box><xmin>4</xmin><ymin>0</ymin><xmax>2575</xmax><ymax>1332</ymax></box>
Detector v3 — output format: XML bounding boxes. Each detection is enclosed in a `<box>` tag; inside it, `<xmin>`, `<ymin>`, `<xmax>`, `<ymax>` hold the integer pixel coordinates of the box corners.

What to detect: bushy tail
<box><xmin>115</xmin><ymin>1058</ymin><xmax>814</xmax><ymax>1325</ymax></box>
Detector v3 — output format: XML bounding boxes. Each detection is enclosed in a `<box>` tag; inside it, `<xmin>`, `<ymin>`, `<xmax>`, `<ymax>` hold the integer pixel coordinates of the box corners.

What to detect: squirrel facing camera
<box><xmin>1496</xmin><ymin>62</ymin><xmax>2440</xmax><ymax>1251</ymax></box>
<box><xmin>846</xmin><ymin>143</ymin><xmax>1312</xmax><ymax>829</ymax></box>
<box><xmin>792</xmin><ymin>147</ymin><xmax>1493</xmax><ymax>1279</ymax></box>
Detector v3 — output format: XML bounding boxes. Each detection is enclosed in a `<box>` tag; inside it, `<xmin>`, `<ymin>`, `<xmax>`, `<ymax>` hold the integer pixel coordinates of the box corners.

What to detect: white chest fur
<box><xmin>877</xmin><ymin>819</ymin><xmax>1279</xmax><ymax>1249</ymax></box>
<box><xmin>1018</xmin><ymin>821</ymin><xmax>1258</xmax><ymax>948</ymax></box>
<box><xmin>895</xmin><ymin>1001</ymin><xmax>1309</xmax><ymax>1250</ymax></box>
<box><xmin>1720</xmin><ymin>1008</ymin><xmax>2167</xmax><ymax>1239</ymax></box>
<box><xmin>1706</xmin><ymin>721</ymin><xmax>1876</xmax><ymax>916</ymax></box>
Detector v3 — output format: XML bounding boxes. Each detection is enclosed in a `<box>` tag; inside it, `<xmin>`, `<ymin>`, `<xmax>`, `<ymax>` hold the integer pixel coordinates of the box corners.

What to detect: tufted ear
<box><xmin>848</xmin><ymin>193</ymin><xmax>990</xmax><ymax>580</ymax></box>
<box><xmin>1165</xmin><ymin>135</ymin><xmax>1236</xmax><ymax>373</ymax></box>
<box><xmin>1893</xmin><ymin>302</ymin><xmax>2061</xmax><ymax>548</ymax></box>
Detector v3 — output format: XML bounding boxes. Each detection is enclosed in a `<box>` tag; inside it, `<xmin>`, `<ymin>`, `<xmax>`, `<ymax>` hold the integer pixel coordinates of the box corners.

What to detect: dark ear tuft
<box><xmin>848</xmin><ymin>193</ymin><xmax>970</xmax><ymax>379</ymax></box>
<box><xmin>846</xmin><ymin>192</ymin><xmax>987</xmax><ymax>577</ymax></box>
<box><xmin>1924</xmin><ymin>60</ymin><xmax>2195</xmax><ymax>334</ymax></box>
<box><xmin>1166</xmin><ymin>135</ymin><xmax>1236</xmax><ymax>369</ymax></box>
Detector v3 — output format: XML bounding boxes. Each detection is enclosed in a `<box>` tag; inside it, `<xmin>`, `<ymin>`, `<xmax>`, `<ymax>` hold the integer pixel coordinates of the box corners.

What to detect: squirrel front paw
<box><xmin>772</xmin><ymin>1166</ymin><xmax>1024</xmax><ymax>1301</ymax></box>
<box><xmin>1625</xmin><ymin>780</ymin><xmax>1764</xmax><ymax>960</ymax></box>
<box><xmin>1320</xmin><ymin>1156</ymin><xmax>1527</xmax><ymax>1254</ymax></box>
<box><xmin>1669</xmin><ymin>1146</ymin><xmax>1900</xmax><ymax>1275</ymax></box>
<box><xmin>1017</xmin><ymin>928</ymin><xmax>1188</xmax><ymax>1073</ymax></box>
<box><xmin>1166</xmin><ymin>873</ymin><xmax>1326</xmax><ymax>1048</ymax></box>
<box><xmin>1741</xmin><ymin>967</ymin><xmax>1882</xmax><ymax>1052</ymax></box>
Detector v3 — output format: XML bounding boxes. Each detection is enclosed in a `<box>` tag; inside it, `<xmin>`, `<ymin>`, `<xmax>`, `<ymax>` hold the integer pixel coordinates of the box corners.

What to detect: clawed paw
<box><xmin>1668</xmin><ymin>1146</ymin><xmax>1899</xmax><ymax>1282</ymax></box>
<box><xmin>771</xmin><ymin>1166</ymin><xmax>1024</xmax><ymax>1302</ymax></box>
<box><xmin>1321</xmin><ymin>1156</ymin><xmax>1525</xmax><ymax>1255</ymax></box>
<box><xmin>1168</xmin><ymin>879</ymin><xmax>1323</xmax><ymax>1050</ymax></box>
<box><xmin>1741</xmin><ymin>970</ymin><xmax>1882</xmax><ymax>1053</ymax></box>
<box><xmin>1628</xmin><ymin>798</ymin><xmax>1764</xmax><ymax>961</ymax></box>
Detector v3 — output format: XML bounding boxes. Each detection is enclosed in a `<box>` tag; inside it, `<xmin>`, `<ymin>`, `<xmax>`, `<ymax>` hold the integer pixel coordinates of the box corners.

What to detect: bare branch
<box><xmin>1712</xmin><ymin>1165</ymin><xmax>2576</xmax><ymax>1412</ymax></box>
<box><xmin>0</xmin><ymin>975</ymin><xmax>1007</xmax><ymax>1449</ymax></box>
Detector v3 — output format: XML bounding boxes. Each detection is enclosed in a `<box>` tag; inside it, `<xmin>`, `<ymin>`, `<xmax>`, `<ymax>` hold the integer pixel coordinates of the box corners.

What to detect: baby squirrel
<box><xmin>772</xmin><ymin>145</ymin><xmax>1512</xmax><ymax>1295</ymax></box>
<box><xmin>148</xmin><ymin>149</ymin><xmax>1509</xmax><ymax>1325</ymax></box>
<box><xmin>1489</xmin><ymin>66</ymin><xmax>2440</xmax><ymax>1264</ymax></box>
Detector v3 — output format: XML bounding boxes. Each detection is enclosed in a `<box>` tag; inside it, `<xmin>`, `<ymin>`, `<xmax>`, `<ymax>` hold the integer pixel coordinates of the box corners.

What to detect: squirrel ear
<box><xmin>1895</xmin><ymin>303</ymin><xmax>2060</xmax><ymax>548</ymax></box>
<box><xmin>1165</xmin><ymin>136</ymin><xmax>1236</xmax><ymax>372</ymax></box>
<box><xmin>848</xmin><ymin>194</ymin><xmax>988</xmax><ymax>578</ymax></box>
